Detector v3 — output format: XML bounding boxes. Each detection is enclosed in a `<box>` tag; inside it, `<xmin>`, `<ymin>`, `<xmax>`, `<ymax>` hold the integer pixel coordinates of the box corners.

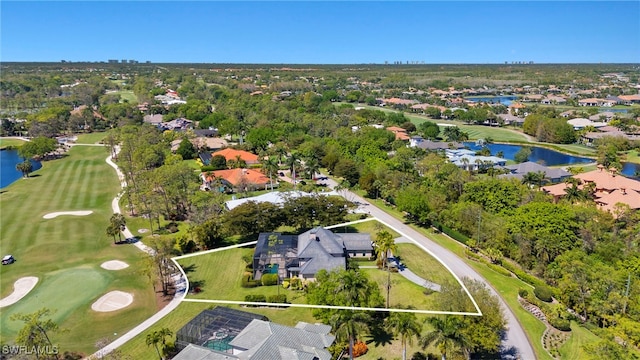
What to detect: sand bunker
<box><xmin>91</xmin><ymin>291</ymin><xmax>134</xmax><ymax>312</ymax></box>
<box><xmin>43</xmin><ymin>211</ymin><xmax>93</xmax><ymax>219</ymax></box>
<box><xmin>0</xmin><ymin>277</ymin><xmax>39</xmax><ymax>308</ymax></box>
<box><xmin>100</xmin><ymin>260</ymin><xmax>129</xmax><ymax>270</ymax></box>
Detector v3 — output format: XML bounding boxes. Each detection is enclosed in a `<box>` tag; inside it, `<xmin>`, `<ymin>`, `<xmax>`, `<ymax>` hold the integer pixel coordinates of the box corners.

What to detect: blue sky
<box><xmin>2</xmin><ymin>1</ymin><xmax>639</xmax><ymax>64</ymax></box>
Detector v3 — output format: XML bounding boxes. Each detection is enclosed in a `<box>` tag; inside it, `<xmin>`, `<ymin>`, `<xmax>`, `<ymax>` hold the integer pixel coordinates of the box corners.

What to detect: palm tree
<box><xmin>304</xmin><ymin>156</ymin><xmax>321</xmax><ymax>180</ymax></box>
<box><xmin>522</xmin><ymin>171</ymin><xmax>542</xmax><ymax>188</ymax></box>
<box><xmin>420</xmin><ymin>316</ymin><xmax>471</xmax><ymax>360</ymax></box>
<box><xmin>15</xmin><ymin>160</ymin><xmax>33</xmax><ymax>178</ymax></box>
<box><xmin>145</xmin><ymin>328</ymin><xmax>173</xmax><ymax>360</ymax></box>
<box><xmin>563</xmin><ymin>177</ymin><xmax>585</xmax><ymax>203</ymax></box>
<box><xmin>286</xmin><ymin>152</ymin><xmax>301</xmax><ymax>187</ymax></box>
<box><xmin>157</xmin><ymin>328</ymin><xmax>173</xmax><ymax>356</ymax></box>
<box><xmin>230</xmin><ymin>155</ymin><xmax>246</xmax><ymax>169</ymax></box>
<box><xmin>261</xmin><ymin>156</ymin><xmax>279</xmax><ymax>190</ymax></box>
<box><xmin>460</xmin><ymin>157</ymin><xmax>470</xmax><ymax>171</ymax></box>
<box><xmin>273</xmin><ymin>143</ymin><xmax>288</xmax><ymax>166</ymax></box>
<box><xmin>375</xmin><ymin>230</ymin><xmax>397</xmax><ymax>308</ymax></box>
<box><xmin>386</xmin><ymin>310</ymin><xmax>423</xmax><ymax>360</ymax></box>
<box><xmin>110</xmin><ymin>213</ymin><xmax>127</xmax><ymax>242</ymax></box>
<box><xmin>106</xmin><ymin>224</ymin><xmax>119</xmax><ymax>244</ymax></box>
<box><xmin>146</xmin><ymin>331</ymin><xmax>162</xmax><ymax>360</ymax></box>
<box><xmin>330</xmin><ymin>310</ymin><xmax>371</xmax><ymax>360</ymax></box>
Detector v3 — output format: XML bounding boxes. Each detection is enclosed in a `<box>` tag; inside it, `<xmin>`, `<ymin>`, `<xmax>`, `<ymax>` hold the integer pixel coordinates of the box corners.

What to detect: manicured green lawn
<box><xmin>0</xmin><ymin>145</ymin><xmax>156</xmax><ymax>355</ymax></box>
<box><xmin>396</xmin><ymin>243</ymin><xmax>460</xmax><ymax>289</ymax></box>
<box><xmin>625</xmin><ymin>149</ymin><xmax>640</xmax><ymax>164</ymax></box>
<box><xmin>454</xmin><ymin>124</ymin><xmax>530</xmax><ymax>142</ymax></box>
<box><xmin>0</xmin><ymin>138</ymin><xmax>27</xmax><ymax>149</ymax></box>
<box><xmin>108</xmin><ymin>90</ymin><xmax>138</xmax><ymax>104</ymax></box>
<box><xmin>75</xmin><ymin>132</ymin><xmax>109</xmax><ymax>144</ymax></box>
<box><xmin>559</xmin><ymin>321</ymin><xmax>600</xmax><ymax>360</ymax></box>
<box><xmin>330</xmin><ymin>219</ymin><xmax>400</xmax><ymax>238</ymax></box>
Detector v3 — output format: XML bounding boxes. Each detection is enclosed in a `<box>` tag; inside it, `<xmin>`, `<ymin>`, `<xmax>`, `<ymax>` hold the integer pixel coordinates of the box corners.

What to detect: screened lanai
<box><xmin>175</xmin><ymin>307</ymin><xmax>269</xmax><ymax>352</ymax></box>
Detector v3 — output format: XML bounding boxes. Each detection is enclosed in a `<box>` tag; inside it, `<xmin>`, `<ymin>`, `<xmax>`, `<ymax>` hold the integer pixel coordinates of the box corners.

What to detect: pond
<box><xmin>0</xmin><ymin>149</ymin><xmax>43</xmax><ymax>188</ymax></box>
<box><xmin>464</xmin><ymin>96</ymin><xmax>516</xmax><ymax>106</ymax></box>
<box><xmin>463</xmin><ymin>142</ymin><xmax>640</xmax><ymax>177</ymax></box>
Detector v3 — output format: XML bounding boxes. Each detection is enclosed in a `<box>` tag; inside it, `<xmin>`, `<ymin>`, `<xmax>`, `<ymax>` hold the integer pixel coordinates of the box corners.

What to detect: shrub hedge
<box><xmin>245</xmin><ymin>294</ymin><xmax>266</xmax><ymax>303</ymax></box>
<box><xmin>241</xmin><ymin>274</ymin><xmax>260</xmax><ymax>288</ymax></box>
<box><xmin>518</xmin><ymin>288</ymin><xmax>529</xmax><ymax>298</ymax></box>
<box><xmin>487</xmin><ymin>263</ymin><xmax>513</xmax><ymax>277</ymax></box>
<box><xmin>548</xmin><ymin>316</ymin><xmax>571</xmax><ymax>331</ymax></box>
<box><xmin>261</xmin><ymin>273</ymin><xmax>279</xmax><ymax>286</ymax></box>
<box><xmin>267</xmin><ymin>294</ymin><xmax>287</xmax><ymax>303</ymax></box>
<box><xmin>534</xmin><ymin>285</ymin><xmax>554</xmax><ymax>302</ymax></box>
<box><xmin>433</xmin><ymin>222</ymin><xmax>470</xmax><ymax>245</ymax></box>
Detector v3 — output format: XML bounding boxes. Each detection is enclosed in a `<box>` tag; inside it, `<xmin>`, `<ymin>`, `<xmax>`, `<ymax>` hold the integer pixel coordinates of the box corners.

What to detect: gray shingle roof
<box><xmin>298</xmin><ymin>227</ymin><xmax>344</xmax><ymax>256</ymax></box>
<box><xmin>501</xmin><ymin>161</ymin><xmax>570</xmax><ymax>180</ymax></box>
<box><xmin>172</xmin><ymin>344</ymin><xmax>239</xmax><ymax>360</ymax></box>
<box><xmin>299</xmin><ymin>249</ymin><xmax>345</xmax><ymax>276</ymax></box>
<box><xmin>337</xmin><ymin>233</ymin><xmax>373</xmax><ymax>252</ymax></box>
<box><xmin>231</xmin><ymin>320</ymin><xmax>334</xmax><ymax>360</ymax></box>
<box><xmin>294</xmin><ymin>322</ymin><xmax>332</xmax><ymax>337</ymax></box>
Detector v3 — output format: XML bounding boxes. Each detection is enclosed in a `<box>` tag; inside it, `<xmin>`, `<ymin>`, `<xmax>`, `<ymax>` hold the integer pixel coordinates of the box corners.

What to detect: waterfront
<box><xmin>463</xmin><ymin>142</ymin><xmax>640</xmax><ymax>176</ymax></box>
<box><xmin>0</xmin><ymin>149</ymin><xmax>42</xmax><ymax>188</ymax></box>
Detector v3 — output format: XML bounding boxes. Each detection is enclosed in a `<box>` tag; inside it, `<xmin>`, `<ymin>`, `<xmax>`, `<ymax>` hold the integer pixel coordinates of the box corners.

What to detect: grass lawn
<box><xmin>110</xmin><ymin>90</ymin><xmax>138</xmax><ymax>104</ymax></box>
<box><xmin>396</xmin><ymin>243</ymin><xmax>460</xmax><ymax>288</ymax></box>
<box><xmin>330</xmin><ymin>218</ymin><xmax>400</xmax><ymax>239</ymax></box>
<box><xmin>558</xmin><ymin>321</ymin><xmax>600</xmax><ymax>360</ymax></box>
<box><xmin>119</xmin><ymin>237</ymin><xmax>453</xmax><ymax>359</ymax></box>
<box><xmin>625</xmin><ymin>149</ymin><xmax>640</xmax><ymax>164</ymax></box>
<box><xmin>0</xmin><ymin>138</ymin><xmax>27</xmax><ymax>149</ymax></box>
<box><xmin>75</xmin><ymin>132</ymin><xmax>109</xmax><ymax>144</ymax></box>
<box><xmin>0</xmin><ymin>145</ymin><xmax>156</xmax><ymax>355</ymax></box>
<box><xmin>454</xmin><ymin>124</ymin><xmax>530</xmax><ymax>142</ymax></box>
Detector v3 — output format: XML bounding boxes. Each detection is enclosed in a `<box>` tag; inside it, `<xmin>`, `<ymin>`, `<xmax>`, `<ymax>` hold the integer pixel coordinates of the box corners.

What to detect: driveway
<box><xmin>324</xmin><ymin>177</ymin><xmax>536</xmax><ymax>360</ymax></box>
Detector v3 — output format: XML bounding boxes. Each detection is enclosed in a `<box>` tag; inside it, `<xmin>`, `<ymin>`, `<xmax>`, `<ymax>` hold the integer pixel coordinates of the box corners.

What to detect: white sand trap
<box><xmin>91</xmin><ymin>291</ymin><xmax>134</xmax><ymax>312</ymax></box>
<box><xmin>0</xmin><ymin>277</ymin><xmax>39</xmax><ymax>308</ymax></box>
<box><xmin>101</xmin><ymin>260</ymin><xmax>129</xmax><ymax>271</ymax></box>
<box><xmin>43</xmin><ymin>210</ymin><xmax>93</xmax><ymax>219</ymax></box>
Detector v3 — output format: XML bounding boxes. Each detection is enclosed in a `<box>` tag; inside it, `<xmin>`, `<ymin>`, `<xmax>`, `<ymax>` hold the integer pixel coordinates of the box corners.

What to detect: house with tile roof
<box><xmin>618</xmin><ymin>94</ymin><xmax>640</xmax><ymax>105</ymax></box>
<box><xmin>212</xmin><ymin>148</ymin><xmax>260</xmax><ymax>165</ymax></box>
<box><xmin>542</xmin><ymin>166</ymin><xmax>640</xmax><ymax>216</ymax></box>
<box><xmin>386</xmin><ymin>126</ymin><xmax>410</xmax><ymax>141</ymax></box>
<box><xmin>174</xmin><ymin>307</ymin><xmax>335</xmax><ymax>360</ymax></box>
<box><xmin>253</xmin><ymin>227</ymin><xmax>373</xmax><ymax>281</ymax></box>
<box><xmin>202</xmin><ymin>168</ymin><xmax>272</xmax><ymax>192</ymax></box>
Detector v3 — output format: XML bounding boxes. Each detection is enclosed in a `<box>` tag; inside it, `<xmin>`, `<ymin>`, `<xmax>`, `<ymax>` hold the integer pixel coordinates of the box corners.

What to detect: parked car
<box><xmin>2</xmin><ymin>255</ymin><xmax>15</xmax><ymax>265</ymax></box>
<box><xmin>278</xmin><ymin>172</ymin><xmax>285</xmax><ymax>177</ymax></box>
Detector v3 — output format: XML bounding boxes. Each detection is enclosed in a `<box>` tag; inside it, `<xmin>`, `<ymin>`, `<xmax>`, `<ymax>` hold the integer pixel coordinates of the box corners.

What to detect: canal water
<box><xmin>463</xmin><ymin>142</ymin><xmax>640</xmax><ymax>177</ymax></box>
<box><xmin>0</xmin><ymin>149</ymin><xmax>43</xmax><ymax>188</ymax></box>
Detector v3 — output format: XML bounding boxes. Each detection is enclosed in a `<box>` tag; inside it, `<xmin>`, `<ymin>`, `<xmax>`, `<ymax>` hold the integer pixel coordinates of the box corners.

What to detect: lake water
<box><xmin>464</xmin><ymin>96</ymin><xmax>516</xmax><ymax>106</ymax></box>
<box><xmin>463</xmin><ymin>142</ymin><xmax>640</xmax><ymax>177</ymax></box>
<box><xmin>0</xmin><ymin>149</ymin><xmax>42</xmax><ymax>188</ymax></box>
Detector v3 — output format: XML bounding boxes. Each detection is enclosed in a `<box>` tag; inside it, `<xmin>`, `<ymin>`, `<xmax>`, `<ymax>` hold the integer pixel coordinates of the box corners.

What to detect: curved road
<box><xmin>330</xmin><ymin>181</ymin><xmax>536</xmax><ymax>360</ymax></box>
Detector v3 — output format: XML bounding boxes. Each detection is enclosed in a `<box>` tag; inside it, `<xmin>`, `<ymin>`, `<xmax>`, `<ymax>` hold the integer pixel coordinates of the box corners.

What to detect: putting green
<box><xmin>0</xmin><ymin>267</ymin><xmax>110</xmax><ymax>335</ymax></box>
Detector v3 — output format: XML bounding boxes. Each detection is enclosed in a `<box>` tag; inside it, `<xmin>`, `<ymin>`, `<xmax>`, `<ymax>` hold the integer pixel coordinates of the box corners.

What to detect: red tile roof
<box><xmin>212</xmin><ymin>148</ymin><xmax>260</xmax><ymax>164</ymax></box>
<box><xmin>574</xmin><ymin>169</ymin><xmax>640</xmax><ymax>193</ymax></box>
<box><xmin>203</xmin><ymin>168</ymin><xmax>269</xmax><ymax>188</ymax></box>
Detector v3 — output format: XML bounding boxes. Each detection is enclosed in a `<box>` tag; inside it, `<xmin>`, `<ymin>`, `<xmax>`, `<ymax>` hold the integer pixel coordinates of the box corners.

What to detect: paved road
<box><xmin>320</xmin><ymin>178</ymin><xmax>536</xmax><ymax>360</ymax></box>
